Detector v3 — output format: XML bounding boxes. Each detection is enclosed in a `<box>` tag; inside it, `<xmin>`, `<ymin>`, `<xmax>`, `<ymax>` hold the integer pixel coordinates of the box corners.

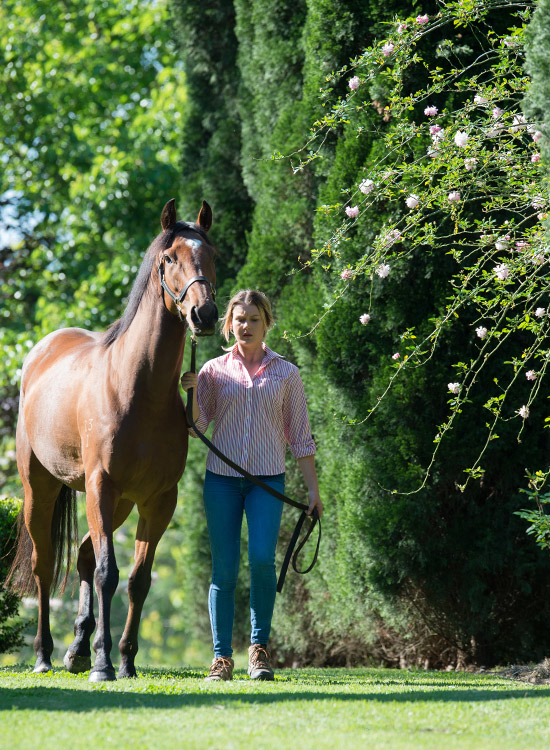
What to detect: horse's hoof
<box><xmin>63</xmin><ymin>651</ymin><xmax>91</xmax><ymax>674</ymax></box>
<box><xmin>89</xmin><ymin>667</ymin><xmax>116</xmax><ymax>682</ymax></box>
<box><xmin>33</xmin><ymin>661</ymin><xmax>53</xmax><ymax>674</ymax></box>
<box><xmin>118</xmin><ymin>665</ymin><xmax>137</xmax><ymax>679</ymax></box>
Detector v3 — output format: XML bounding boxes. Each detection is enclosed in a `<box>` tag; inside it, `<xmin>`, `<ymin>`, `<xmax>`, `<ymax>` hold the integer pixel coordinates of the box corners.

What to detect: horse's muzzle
<box><xmin>190</xmin><ymin>301</ymin><xmax>218</xmax><ymax>336</ymax></box>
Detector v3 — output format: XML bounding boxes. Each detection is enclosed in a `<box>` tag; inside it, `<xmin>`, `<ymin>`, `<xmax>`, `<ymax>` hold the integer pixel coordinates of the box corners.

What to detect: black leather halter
<box><xmin>157</xmin><ymin>259</ymin><xmax>216</xmax><ymax>323</ymax></box>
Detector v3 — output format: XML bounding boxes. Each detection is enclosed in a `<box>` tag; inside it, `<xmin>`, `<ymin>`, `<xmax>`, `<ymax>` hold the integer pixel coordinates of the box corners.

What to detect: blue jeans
<box><xmin>203</xmin><ymin>470</ymin><xmax>285</xmax><ymax>658</ymax></box>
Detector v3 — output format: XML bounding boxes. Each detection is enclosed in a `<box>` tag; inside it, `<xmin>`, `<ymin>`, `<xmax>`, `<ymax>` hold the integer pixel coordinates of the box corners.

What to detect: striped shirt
<box><xmin>191</xmin><ymin>344</ymin><xmax>316</xmax><ymax>477</ymax></box>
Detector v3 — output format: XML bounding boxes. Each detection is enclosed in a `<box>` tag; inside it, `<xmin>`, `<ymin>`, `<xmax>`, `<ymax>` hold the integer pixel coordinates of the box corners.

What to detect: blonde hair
<box><xmin>221</xmin><ymin>289</ymin><xmax>274</xmax><ymax>342</ymax></box>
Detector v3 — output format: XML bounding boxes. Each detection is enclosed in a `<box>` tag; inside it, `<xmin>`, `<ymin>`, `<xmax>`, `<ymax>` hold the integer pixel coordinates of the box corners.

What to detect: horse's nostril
<box><xmin>190</xmin><ymin>306</ymin><xmax>201</xmax><ymax>326</ymax></box>
<box><xmin>192</xmin><ymin>302</ymin><xmax>218</xmax><ymax>328</ymax></box>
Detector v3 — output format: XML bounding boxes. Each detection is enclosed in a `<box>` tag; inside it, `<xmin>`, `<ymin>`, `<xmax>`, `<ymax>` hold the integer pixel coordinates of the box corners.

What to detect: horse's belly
<box><xmin>23</xmin><ymin>392</ymin><xmax>85</xmax><ymax>487</ymax></box>
<box><xmin>106</xmin><ymin>431</ymin><xmax>188</xmax><ymax>502</ymax></box>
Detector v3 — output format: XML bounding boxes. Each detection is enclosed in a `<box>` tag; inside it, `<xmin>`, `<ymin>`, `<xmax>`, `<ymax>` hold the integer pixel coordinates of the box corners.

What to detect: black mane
<box><xmin>102</xmin><ymin>222</ymin><xmax>209</xmax><ymax>347</ymax></box>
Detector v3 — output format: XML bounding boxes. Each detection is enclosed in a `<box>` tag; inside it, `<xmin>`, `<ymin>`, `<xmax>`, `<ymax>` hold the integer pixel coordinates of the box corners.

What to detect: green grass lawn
<box><xmin>1</xmin><ymin>665</ymin><xmax>549</xmax><ymax>750</ymax></box>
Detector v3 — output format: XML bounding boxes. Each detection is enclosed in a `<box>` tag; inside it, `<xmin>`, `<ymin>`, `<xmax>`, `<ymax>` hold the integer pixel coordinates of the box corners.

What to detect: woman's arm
<box><xmin>297</xmin><ymin>455</ymin><xmax>323</xmax><ymax>518</ymax></box>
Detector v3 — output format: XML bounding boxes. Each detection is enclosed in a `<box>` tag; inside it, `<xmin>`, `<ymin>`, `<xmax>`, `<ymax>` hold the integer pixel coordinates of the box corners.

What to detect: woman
<box><xmin>181</xmin><ymin>289</ymin><xmax>323</xmax><ymax>681</ymax></box>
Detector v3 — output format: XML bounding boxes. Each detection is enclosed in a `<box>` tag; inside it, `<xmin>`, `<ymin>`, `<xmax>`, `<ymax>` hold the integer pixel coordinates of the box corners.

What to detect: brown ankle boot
<box><xmin>248</xmin><ymin>644</ymin><xmax>274</xmax><ymax>680</ymax></box>
<box><xmin>205</xmin><ymin>656</ymin><xmax>234</xmax><ymax>681</ymax></box>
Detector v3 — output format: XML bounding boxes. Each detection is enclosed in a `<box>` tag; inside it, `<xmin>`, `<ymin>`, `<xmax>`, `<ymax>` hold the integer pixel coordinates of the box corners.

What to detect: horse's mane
<box><xmin>102</xmin><ymin>222</ymin><xmax>209</xmax><ymax>347</ymax></box>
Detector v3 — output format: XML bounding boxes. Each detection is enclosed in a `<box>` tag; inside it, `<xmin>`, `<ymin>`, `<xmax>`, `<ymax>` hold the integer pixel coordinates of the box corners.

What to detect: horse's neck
<box><xmin>110</xmin><ymin>290</ymin><xmax>185</xmax><ymax>406</ymax></box>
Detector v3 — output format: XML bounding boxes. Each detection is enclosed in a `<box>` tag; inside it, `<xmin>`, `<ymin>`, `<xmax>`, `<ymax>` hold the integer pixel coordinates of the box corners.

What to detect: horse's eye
<box><xmin>164</xmin><ymin>254</ymin><xmax>174</xmax><ymax>264</ymax></box>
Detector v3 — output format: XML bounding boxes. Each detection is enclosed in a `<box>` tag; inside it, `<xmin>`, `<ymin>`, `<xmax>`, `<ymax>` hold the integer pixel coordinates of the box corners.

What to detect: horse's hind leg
<box><xmin>64</xmin><ymin>499</ymin><xmax>134</xmax><ymax>674</ymax></box>
<box><xmin>18</xmin><ymin>457</ymin><xmax>63</xmax><ymax>673</ymax></box>
<box><xmin>118</xmin><ymin>488</ymin><xmax>177</xmax><ymax>678</ymax></box>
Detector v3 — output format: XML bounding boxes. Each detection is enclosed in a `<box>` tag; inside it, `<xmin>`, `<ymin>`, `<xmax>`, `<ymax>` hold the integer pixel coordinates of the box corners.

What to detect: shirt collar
<box><xmin>230</xmin><ymin>343</ymin><xmax>282</xmax><ymax>370</ymax></box>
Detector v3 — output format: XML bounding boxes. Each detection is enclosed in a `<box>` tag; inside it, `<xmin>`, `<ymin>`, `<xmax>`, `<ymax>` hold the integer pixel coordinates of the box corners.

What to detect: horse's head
<box><xmin>157</xmin><ymin>199</ymin><xmax>218</xmax><ymax>337</ymax></box>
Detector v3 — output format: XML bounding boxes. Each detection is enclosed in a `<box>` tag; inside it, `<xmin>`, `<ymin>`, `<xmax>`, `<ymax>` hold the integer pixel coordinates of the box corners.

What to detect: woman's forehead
<box><xmin>233</xmin><ymin>303</ymin><xmax>260</xmax><ymax>317</ymax></box>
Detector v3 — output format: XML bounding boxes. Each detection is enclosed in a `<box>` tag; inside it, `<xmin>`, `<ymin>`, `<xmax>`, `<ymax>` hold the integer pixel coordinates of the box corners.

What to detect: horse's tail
<box><xmin>6</xmin><ymin>485</ymin><xmax>78</xmax><ymax>596</ymax></box>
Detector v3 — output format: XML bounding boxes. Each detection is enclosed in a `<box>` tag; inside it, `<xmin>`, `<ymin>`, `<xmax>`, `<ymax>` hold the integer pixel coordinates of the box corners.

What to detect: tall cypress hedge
<box><xmin>172</xmin><ymin>0</ymin><xmax>550</xmax><ymax>666</ymax></box>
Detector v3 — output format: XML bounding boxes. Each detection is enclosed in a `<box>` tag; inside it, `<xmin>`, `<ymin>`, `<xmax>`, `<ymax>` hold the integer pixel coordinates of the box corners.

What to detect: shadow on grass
<box><xmin>0</xmin><ymin>684</ymin><xmax>546</xmax><ymax>712</ymax></box>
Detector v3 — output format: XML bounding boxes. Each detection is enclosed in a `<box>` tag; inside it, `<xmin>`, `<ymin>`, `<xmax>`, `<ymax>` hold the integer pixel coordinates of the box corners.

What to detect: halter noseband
<box><xmin>157</xmin><ymin>258</ymin><xmax>216</xmax><ymax>323</ymax></box>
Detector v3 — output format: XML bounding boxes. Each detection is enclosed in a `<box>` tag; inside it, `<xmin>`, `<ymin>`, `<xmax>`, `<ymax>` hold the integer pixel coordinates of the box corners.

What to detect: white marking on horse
<box><xmin>84</xmin><ymin>418</ymin><xmax>94</xmax><ymax>448</ymax></box>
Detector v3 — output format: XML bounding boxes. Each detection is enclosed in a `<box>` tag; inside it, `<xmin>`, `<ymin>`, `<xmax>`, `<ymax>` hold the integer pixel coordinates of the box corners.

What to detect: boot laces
<box><xmin>209</xmin><ymin>656</ymin><xmax>233</xmax><ymax>677</ymax></box>
<box><xmin>250</xmin><ymin>645</ymin><xmax>270</xmax><ymax>668</ymax></box>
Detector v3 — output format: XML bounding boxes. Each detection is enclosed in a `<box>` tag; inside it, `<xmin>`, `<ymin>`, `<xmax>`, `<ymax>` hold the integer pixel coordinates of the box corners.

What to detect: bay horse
<box><xmin>8</xmin><ymin>199</ymin><xmax>217</xmax><ymax>681</ymax></box>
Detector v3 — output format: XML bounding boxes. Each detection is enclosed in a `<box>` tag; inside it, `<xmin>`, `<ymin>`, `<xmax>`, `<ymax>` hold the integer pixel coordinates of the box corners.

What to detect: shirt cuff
<box><xmin>290</xmin><ymin>439</ymin><xmax>317</xmax><ymax>459</ymax></box>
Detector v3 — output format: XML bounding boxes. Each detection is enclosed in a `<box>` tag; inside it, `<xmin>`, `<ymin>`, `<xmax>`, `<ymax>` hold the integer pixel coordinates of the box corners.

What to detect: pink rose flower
<box><xmin>454</xmin><ymin>130</ymin><xmax>468</xmax><ymax>147</ymax></box>
<box><xmin>532</xmin><ymin>153</ymin><xmax>541</xmax><ymax>163</ymax></box>
<box><xmin>448</xmin><ymin>191</ymin><xmax>461</xmax><ymax>202</ymax></box>
<box><xmin>340</xmin><ymin>268</ymin><xmax>353</xmax><ymax>280</ymax></box>
<box><xmin>416</xmin><ymin>14</ymin><xmax>429</xmax><ymax>25</ymax></box>
<box><xmin>359</xmin><ymin>179</ymin><xmax>374</xmax><ymax>194</ymax></box>
<box><xmin>349</xmin><ymin>76</ymin><xmax>360</xmax><ymax>91</ymax></box>
<box><xmin>494</xmin><ymin>263</ymin><xmax>509</xmax><ymax>280</ymax></box>
<box><xmin>359</xmin><ymin>313</ymin><xmax>371</xmax><ymax>325</ymax></box>
<box><xmin>476</xmin><ymin>326</ymin><xmax>488</xmax><ymax>339</ymax></box>
<box><xmin>526</xmin><ymin>371</ymin><xmax>536</xmax><ymax>381</ymax></box>
<box><xmin>518</xmin><ymin>405</ymin><xmax>529</xmax><ymax>419</ymax></box>
<box><xmin>392</xmin><ymin>352</ymin><xmax>400</xmax><ymax>360</ymax></box>
<box><xmin>382</xmin><ymin>43</ymin><xmax>395</xmax><ymax>57</ymax></box>
<box><xmin>495</xmin><ymin>236</ymin><xmax>510</xmax><ymax>251</ymax></box>
<box><xmin>345</xmin><ymin>205</ymin><xmax>359</xmax><ymax>218</ymax></box>
<box><xmin>424</xmin><ymin>105</ymin><xmax>438</xmax><ymax>117</ymax></box>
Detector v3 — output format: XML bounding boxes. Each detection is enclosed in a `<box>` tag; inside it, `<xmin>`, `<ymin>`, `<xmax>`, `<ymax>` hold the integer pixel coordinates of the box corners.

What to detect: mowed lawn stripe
<box><xmin>1</xmin><ymin>667</ymin><xmax>549</xmax><ymax>750</ymax></box>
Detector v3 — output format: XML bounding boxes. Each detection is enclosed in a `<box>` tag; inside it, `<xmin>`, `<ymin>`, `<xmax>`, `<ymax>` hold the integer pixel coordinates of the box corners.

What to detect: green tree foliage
<box><xmin>169</xmin><ymin>0</ymin><xmax>253</xmax><ymax>287</ymax></box>
<box><xmin>0</xmin><ymin>0</ymin><xmax>187</xmax><ymax>494</ymax></box>
<box><xmin>0</xmin><ymin>498</ymin><xmax>25</xmax><ymax>654</ymax></box>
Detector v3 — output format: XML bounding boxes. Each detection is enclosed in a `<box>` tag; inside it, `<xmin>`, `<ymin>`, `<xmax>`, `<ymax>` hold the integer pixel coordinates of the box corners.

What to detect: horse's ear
<box><xmin>196</xmin><ymin>200</ymin><xmax>212</xmax><ymax>233</ymax></box>
<box><xmin>161</xmin><ymin>199</ymin><xmax>177</xmax><ymax>231</ymax></box>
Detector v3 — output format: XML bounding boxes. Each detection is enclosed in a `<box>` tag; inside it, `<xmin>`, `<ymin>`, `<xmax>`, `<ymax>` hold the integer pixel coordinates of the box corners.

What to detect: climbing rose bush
<box><xmin>289</xmin><ymin>0</ymin><xmax>548</xmax><ymax>493</ymax></box>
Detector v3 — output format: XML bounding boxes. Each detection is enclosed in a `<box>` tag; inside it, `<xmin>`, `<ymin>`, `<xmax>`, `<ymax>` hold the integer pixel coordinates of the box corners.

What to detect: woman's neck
<box><xmin>235</xmin><ymin>341</ymin><xmax>265</xmax><ymax>365</ymax></box>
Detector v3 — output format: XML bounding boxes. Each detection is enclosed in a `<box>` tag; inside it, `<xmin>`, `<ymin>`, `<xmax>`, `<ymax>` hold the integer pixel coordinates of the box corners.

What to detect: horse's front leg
<box><xmin>85</xmin><ymin>472</ymin><xmax>120</xmax><ymax>682</ymax></box>
<box><xmin>118</xmin><ymin>488</ymin><xmax>177</xmax><ymax>678</ymax></box>
<box><xmin>64</xmin><ymin>499</ymin><xmax>135</xmax><ymax>674</ymax></box>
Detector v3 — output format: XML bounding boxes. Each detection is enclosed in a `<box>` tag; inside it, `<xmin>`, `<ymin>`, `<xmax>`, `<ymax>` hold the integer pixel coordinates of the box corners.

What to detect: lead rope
<box><xmin>186</xmin><ymin>338</ymin><xmax>321</xmax><ymax>592</ymax></box>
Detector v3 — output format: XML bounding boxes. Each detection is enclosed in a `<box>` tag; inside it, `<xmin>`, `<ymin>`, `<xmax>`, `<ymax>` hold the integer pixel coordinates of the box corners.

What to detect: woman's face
<box><xmin>231</xmin><ymin>303</ymin><xmax>265</xmax><ymax>347</ymax></box>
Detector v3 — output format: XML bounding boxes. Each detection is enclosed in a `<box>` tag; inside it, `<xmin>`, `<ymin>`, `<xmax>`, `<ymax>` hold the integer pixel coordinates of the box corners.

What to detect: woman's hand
<box><xmin>306</xmin><ymin>488</ymin><xmax>323</xmax><ymax>518</ymax></box>
<box><xmin>181</xmin><ymin>372</ymin><xmax>198</xmax><ymax>391</ymax></box>
<box><xmin>297</xmin><ymin>455</ymin><xmax>324</xmax><ymax>518</ymax></box>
